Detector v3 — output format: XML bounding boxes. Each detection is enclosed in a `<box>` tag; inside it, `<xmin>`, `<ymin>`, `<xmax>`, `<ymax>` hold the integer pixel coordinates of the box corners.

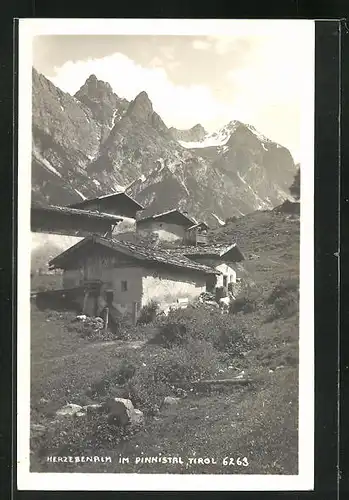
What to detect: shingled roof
<box><xmin>69</xmin><ymin>191</ymin><xmax>144</xmax><ymax>217</ymax></box>
<box><xmin>137</xmin><ymin>209</ymin><xmax>195</xmax><ymax>227</ymax></box>
<box><xmin>49</xmin><ymin>236</ymin><xmax>219</xmax><ymax>275</ymax></box>
<box><xmin>167</xmin><ymin>243</ymin><xmax>245</xmax><ymax>262</ymax></box>
<box><xmin>187</xmin><ymin>222</ymin><xmax>209</xmax><ymax>231</ymax></box>
<box><xmin>31</xmin><ymin>204</ymin><xmax>124</xmax><ymax>222</ymax></box>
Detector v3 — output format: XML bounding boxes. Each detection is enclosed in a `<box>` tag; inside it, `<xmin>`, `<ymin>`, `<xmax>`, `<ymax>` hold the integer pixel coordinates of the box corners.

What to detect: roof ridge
<box><xmin>51</xmin><ymin>234</ymin><xmax>219</xmax><ymax>274</ymax></box>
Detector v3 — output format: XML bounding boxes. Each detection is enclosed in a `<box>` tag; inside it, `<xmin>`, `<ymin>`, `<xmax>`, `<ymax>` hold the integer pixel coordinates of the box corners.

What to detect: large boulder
<box><xmin>105</xmin><ymin>398</ymin><xmax>144</xmax><ymax>428</ymax></box>
<box><xmin>55</xmin><ymin>403</ymin><xmax>83</xmax><ymax>417</ymax></box>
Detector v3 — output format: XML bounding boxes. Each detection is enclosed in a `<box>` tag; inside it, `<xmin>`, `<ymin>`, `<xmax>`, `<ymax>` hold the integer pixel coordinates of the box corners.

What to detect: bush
<box><xmin>153</xmin><ymin>306</ymin><xmax>258</xmax><ymax>357</ymax></box>
<box><xmin>266</xmin><ymin>278</ymin><xmax>299</xmax><ymax>320</ymax></box>
<box><xmin>126</xmin><ymin>339</ymin><xmax>221</xmax><ymax>415</ymax></box>
<box><xmin>113</xmin><ymin>359</ymin><xmax>137</xmax><ymax>384</ymax></box>
<box><xmin>137</xmin><ymin>301</ymin><xmax>159</xmax><ymax>325</ymax></box>
<box><xmin>267</xmin><ymin>278</ymin><xmax>299</xmax><ymax>304</ymax></box>
<box><xmin>225</xmin><ymin>216</ymin><xmax>238</xmax><ymax>225</ymax></box>
<box><xmin>88</xmin><ymin>358</ymin><xmax>138</xmax><ymax>397</ymax></box>
<box><xmin>215</xmin><ymin>287</ymin><xmax>227</xmax><ymax>301</ymax></box>
<box><xmin>230</xmin><ymin>295</ymin><xmax>257</xmax><ymax>314</ymax></box>
<box><xmin>272</xmin><ymin>295</ymin><xmax>298</xmax><ymax>320</ymax></box>
<box><xmin>255</xmin><ymin>336</ymin><xmax>298</xmax><ymax>369</ymax></box>
<box><xmin>149</xmin><ymin>322</ymin><xmax>188</xmax><ymax>348</ymax></box>
<box><xmin>67</xmin><ymin>318</ymin><xmax>115</xmax><ymax>342</ymax></box>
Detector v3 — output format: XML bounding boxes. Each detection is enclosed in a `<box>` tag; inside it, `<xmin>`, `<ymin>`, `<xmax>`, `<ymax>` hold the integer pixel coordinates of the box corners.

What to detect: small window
<box><xmin>121</xmin><ymin>280</ymin><xmax>128</xmax><ymax>292</ymax></box>
<box><xmin>159</xmin><ymin>223</ymin><xmax>163</xmax><ymax>228</ymax></box>
<box><xmin>106</xmin><ymin>291</ymin><xmax>114</xmax><ymax>304</ymax></box>
<box><xmin>223</xmin><ymin>276</ymin><xmax>228</xmax><ymax>288</ymax></box>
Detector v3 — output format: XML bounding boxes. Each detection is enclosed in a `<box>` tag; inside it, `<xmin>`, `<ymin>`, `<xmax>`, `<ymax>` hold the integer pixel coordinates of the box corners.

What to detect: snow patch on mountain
<box><xmin>33</xmin><ymin>147</ymin><xmax>63</xmax><ymax>178</ymax></box>
<box><xmin>211</xmin><ymin>213</ymin><xmax>225</xmax><ymax>226</ymax></box>
<box><xmin>246</xmin><ymin>124</ymin><xmax>273</xmax><ymax>143</ymax></box>
<box><xmin>237</xmin><ymin>171</ymin><xmax>247</xmax><ymax>185</ymax></box>
<box><xmin>219</xmin><ymin>145</ymin><xmax>229</xmax><ymax>155</ymax></box>
<box><xmin>109</xmin><ymin>110</ymin><xmax>121</xmax><ymax>130</ymax></box>
<box><xmin>74</xmin><ymin>188</ymin><xmax>87</xmax><ymax>200</ymax></box>
<box><xmin>178</xmin><ymin>121</ymin><xmax>239</xmax><ymax>149</ymax></box>
<box><xmin>156</xmin><ymin>158</ymin><xmax>166</xmax><ymax>172</ymax></box>
<box><xmin>176</xmin><ymin>175</ymin><xmax>190</xmax><ymax>195</ymax></box>
<box><xmin>246</xmin><ymin>184</ymin><xmax>270</xmax><ymax>210</ymax></box>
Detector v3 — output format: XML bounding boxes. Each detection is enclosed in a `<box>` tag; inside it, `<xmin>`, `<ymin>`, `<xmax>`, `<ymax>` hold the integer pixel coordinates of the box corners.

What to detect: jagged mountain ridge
<box><xmin>169</xmin><ymin>124</ymin><xmax>207</xmax><ymax>142</ymax></box>
<box><xmin>31</xmin><ymin>68</ymin><xmax>296</xmax><ymax>224</ymax></box>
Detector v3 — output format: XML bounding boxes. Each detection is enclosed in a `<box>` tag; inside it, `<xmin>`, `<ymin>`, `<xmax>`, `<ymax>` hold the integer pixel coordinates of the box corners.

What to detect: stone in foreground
<box><xmin>56</xmin><ymin>403</ymin><xmax>83</xmax><ymax>417</ymax></box>
<box><xmin>106</xmin><ymin>398</ymin><xmax>144</xmax><ymax>428</ymax></box>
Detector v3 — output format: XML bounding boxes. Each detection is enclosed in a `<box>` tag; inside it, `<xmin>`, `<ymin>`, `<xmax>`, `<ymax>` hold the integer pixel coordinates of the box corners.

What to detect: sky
<box><xmin>33</xmin><ymin>28</ymin><xmax>314</xmax><ymax>162</ymax></box>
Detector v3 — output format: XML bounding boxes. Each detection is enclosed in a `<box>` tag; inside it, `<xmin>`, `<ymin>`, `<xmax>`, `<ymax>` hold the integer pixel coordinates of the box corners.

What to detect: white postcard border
<box><xmin>16</xmin><ymin>18</ymin><xmax>315</xmax><ymax>491</ymax></box>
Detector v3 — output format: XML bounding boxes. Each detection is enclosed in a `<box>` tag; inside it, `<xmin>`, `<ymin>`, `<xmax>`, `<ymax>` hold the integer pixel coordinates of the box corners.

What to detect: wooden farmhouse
<box><xmin>31</xmin><ymin>204</ymin><xmax>124</xmax><ymax>238</ymax></box>
<box><xmin>48</xmin><ymin>235</ymin><xmax>220</xmax><ymax>324</ymax></box>
<box><xmin>136</xmin><ymin>209</ymin><xmax>209</xmax><ymax>245</ymax></box>
<box><xmin>69</xmin><ymin>192</ymin><xmax>144</xmax><ymax>219</ymax></box>
<box><xmin>31</xmin><ymin>193</ymin><xmax>142</xmax><ymax>274</ymax></box>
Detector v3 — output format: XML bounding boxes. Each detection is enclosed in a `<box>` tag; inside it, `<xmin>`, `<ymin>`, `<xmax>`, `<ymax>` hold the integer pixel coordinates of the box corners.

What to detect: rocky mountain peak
<box><xmin>191</xmin><ymin>123</ymin><xmax>207</xmax><ymax>135</ymax></box>
<box><xmin>31</xmin><ymin>68</ymin><xmax>297</xmax><ymax>221</ymax></box>
<box><xmin>76</xmin><ymin>74</ymin><xmax>113</xmax><ymax>98</ymax></box>
<box><xmin>86</xmin><ymin>73</ymin><xmax>98</xmax><ymax>83</ymax></box>
<box><xmin>74</xmin><ymin>74</ymin><xmax>129</xmax><ymax>143</ymax></box>
<box><xmin>170</xmin><ymin>123</ymin><xmax>207</xmax><ymax>142</ymax></box>
<box><xmin>126</xmin><ymin>91</ymin><xmax>154</xmax><ymax>122</ymax></box>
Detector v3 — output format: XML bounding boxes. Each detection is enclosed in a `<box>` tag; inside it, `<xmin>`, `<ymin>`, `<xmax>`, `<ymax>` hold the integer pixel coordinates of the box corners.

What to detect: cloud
<box><xmin>46</xmin><ymin>28</ymin><xmax>313</xmax><ymax>161</ymax></box>
<box><xmin>50</xmin><ymin>52</ymin><xmax>229</xmax><ymax>129</ymax></box>
<box><xmin>207</xmin><ymin>36</ymin><xmax>240</xmax><ymax>54</ymax></box>
<box><xmin>192</xmin><ymin>39</ymin><xmax>211</xmax><ymax>50</ymax></box>
<box><xmin>159</xmin><ymin>45</ymin><xmax>176</xmax><ymax>60</ymax></box>
<box><xmin>149</xmin><ymin>56</ymin><xmax>164</xmax><ymax>68</ymax></box>
<box><xmin>223</xmin><ymin>33</ymin><xmax>308</xmax><ymax>159</ymax></box>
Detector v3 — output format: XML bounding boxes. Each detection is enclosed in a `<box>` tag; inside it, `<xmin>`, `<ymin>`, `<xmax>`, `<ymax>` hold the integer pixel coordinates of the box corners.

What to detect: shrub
<box><xmin>267</xmin><ymin>278</ymin><xmax>299</xmax><ymax>304</ymax></box>
<box><xmin>67</xmin><ymin>319</ymin><xmax>115</xmax><ymax>342</ymax></box>
<box><xmin>230</xmin><ymin>295</ymin><xmax>257</xmax><ymax>314</ymax></box>
<box><xmin>215</xmin><ymin>287</ymin><xmax>227</xmax><ymax>301</ymax></box>
<box><xmin>272</xmin><ymin>295</ymin><xmax>298</xmax><ymax>319</ymax></box>
<box><xmin>88</xmin><ymin>358</ymin><xmax>138</xmax><ymax>397</ymax></box>
<box><xmin>266</xmin><ymin>278</ymin><xmax>299</xmax><ymax>320</ymax></box>
<box><xmin>255</xmin><ymin>337</ymin><xmax>299</xmax><ymax>369</ymax></box>
<box><xmin>148</xmin><ymin>322</ymin><xmax>188</xmax><ymax>348</ymax></box>
<box><xmin>137</xmin><ymin>301</ymin><xmax>159</xmax><ymax>325</ymax></box>
<box><xmin>114</xmin><ymin>359</ymin><xmax>137</xmax><ymax>384</ymax></box>
<box><xmin>153</xmin><ymin>306</ymin><xmax>258</xmax><ymax>357</ymax></box>
<box><xmin>225</xmin><ymin>216</ymin><xmax>238</xmax><ymax>224</ymax></box>
<box><xmin>126</xmin><ymin>339</ymin><xmax>221</xmax><ymax>415</ymax></box>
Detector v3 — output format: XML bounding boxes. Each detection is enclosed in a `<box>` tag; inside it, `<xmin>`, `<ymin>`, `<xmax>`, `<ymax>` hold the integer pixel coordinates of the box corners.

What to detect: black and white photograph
<box><xmin>17</xmin><ymin>19</ymin><xmax>314</xmax><ymax>491</ymax></box>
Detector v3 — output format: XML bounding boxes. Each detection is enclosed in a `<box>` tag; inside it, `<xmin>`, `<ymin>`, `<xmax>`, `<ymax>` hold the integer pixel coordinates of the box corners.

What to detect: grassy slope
<box><xmin>30</xmin><ymin>210</ymin><xmax>300</xmax><ymax>475</ymax></box>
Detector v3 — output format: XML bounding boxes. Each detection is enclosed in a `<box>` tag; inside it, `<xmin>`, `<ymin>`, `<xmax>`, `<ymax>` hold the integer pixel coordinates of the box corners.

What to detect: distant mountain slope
<box><xmin>31</xmin><ymin>69</ymin><xmax>296</xmax><ymax>223</ymax></box>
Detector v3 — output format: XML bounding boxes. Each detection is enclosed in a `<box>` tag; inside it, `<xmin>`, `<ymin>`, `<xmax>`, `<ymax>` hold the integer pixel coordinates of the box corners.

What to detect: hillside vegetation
<box><xmin>30</xmin><ymin>209</ymin><xmax>299</xmax><ymax>475</ymax></box>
